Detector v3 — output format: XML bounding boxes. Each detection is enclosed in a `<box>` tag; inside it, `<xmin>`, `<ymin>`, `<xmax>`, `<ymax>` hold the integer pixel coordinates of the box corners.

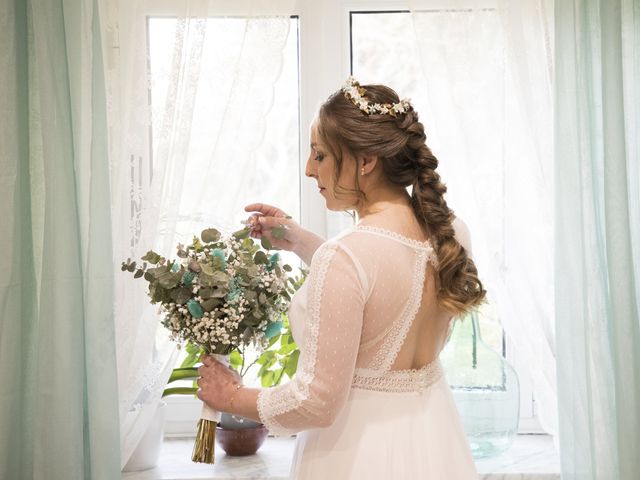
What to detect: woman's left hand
<box><xmin>196</xmin><ymin>355</ymin><xmax>243</xmax><ymax>412</ymax></box>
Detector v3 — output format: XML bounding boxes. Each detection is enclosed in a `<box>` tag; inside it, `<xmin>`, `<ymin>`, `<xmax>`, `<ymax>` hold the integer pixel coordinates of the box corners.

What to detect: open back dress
<box><xmin>256</xmin><ymin>221</ymin><xmax>478</xmax><ymax>479</ymax></box>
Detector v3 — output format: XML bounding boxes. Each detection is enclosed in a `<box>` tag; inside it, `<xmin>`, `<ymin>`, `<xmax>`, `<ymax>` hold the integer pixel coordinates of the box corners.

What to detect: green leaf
<box><xmin>261</xmin><ymin>370</ymin><xmax>275</xmax><ymax>387</ymax></box>
<box><xmin>167</xmin><ymin>367</ymin><xmax>200</xmax><ymax>383</ymax></box>
<box><xmin>267</xmin><ymin>333</ymin><xmax>281</xmax><ymax>348</ymax></box>
<box><xmin>278</xmin><ymin>342</ymin><xmax>297</xmax><ymax>355</ymax></box>
<box><xmin>260</xmin><ymin>236</ymin><xmax>273</xmax><ymax>250</ymax></box>
<box><xmin>265</xmin><ymin>320</ymin><xmax>283</xmax><ymax>339</ymax></box>
<box><xmin>162</xmin><ymin>387</ymin><xmax>198</xmax><ymax>398</ymax></box>
<box><xmin>229</xmin><ymin>350</ymin><xmax>243</xmax><ymax>370</ymax></box>
<box><xmin>141</xmin><ymin>250</ymin><xmax>162</xmax><ymax>264</ymax></box>
<box><xmin>253</xmin><ymin>251</ymin><xmax>268</xmax><ymax>265</ymax></box>
<box><xmin>158</xmin><ymin>271</ymin><xmax>180</xmax><ymax>289</ymax></box>
<box><xmin>144</xmin><ymin>271</ymin><xmax>154</xmax><ymax>282</ymax></box>
<box><xmin>284</xmin><ymin>350</ymin><xmax>300</xmax><ymax>378</ymax></box>
<box><xmin>283</xmin><ymin>264</ymin><xmax>292</xmax><ymax>272</ymax></box>
<box><xmin>127</xmin><ymin>261</ymin><xmax>137</xmax><ymax>272</ymax></box>
<box><xmin>134</xmin><ymin>269</ymin><xmax>144</xmax><ymax>279</ymax></box>
<box><xmin>201</xmin><ymin>228</ymin><xmax>221</xmax><ymax>243</ymax></box>
<box><xmin>232</xmin><ymin>227</ymin><xmax>251</xmax><ymax>239</ymax></box>
<box><xmin>187</xmin><ymin>299</ymin><xmax>204</xmax><ymax>318</ymax></box>
<box><xmin>200</xmin><ymin>263</ymin><xmax>215</xmax><ymax>276</ymax></box>
<box><xmin>170</xmin><ymin>287</ymin><xmax>192</xmax><ymax>305</ymax></box>
<box><xmin>201</xmin><ymin>298</ymin><xmax>220</xmax><ymax>312</ymax></box>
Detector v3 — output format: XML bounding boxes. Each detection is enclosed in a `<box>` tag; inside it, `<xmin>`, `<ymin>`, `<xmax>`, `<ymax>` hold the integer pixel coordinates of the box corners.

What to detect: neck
<box><xmin>355</xmin><ymin>186</ymin><xmax>413</xmax><ymax>221</ymax></box>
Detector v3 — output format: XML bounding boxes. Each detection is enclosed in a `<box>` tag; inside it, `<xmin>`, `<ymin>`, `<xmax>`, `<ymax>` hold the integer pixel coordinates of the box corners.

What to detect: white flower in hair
<box><xmin>341</xmin><ymin>76</ymin><xmax>412</xmax><ymax>117</ymax></box>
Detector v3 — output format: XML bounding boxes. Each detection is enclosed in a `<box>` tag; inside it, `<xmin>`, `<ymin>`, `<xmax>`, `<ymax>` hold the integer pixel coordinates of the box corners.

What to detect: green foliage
<box><xmin>122</xmin><ymin>225</ymin><xmax>309</xmax><ymax>397</ymax></box>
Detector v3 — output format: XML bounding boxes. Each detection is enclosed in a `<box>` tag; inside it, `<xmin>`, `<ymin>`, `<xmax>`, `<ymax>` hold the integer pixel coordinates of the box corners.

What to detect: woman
<box><xmin>197</xmin><ymin>77</ymin><xmax>486</xmax><ymax>478</ymax></box>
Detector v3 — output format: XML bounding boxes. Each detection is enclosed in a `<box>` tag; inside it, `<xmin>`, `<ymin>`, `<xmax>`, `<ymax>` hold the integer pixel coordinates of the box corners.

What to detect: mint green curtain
<box><xmin>555</xmin><ymin>0</ymin><xmax>640</xmax><ymax>478</ymax></box>
<box><xmin>0</xmin><ymin>0</ymin><xmax>121</xmax><ymax>478</ymax></box>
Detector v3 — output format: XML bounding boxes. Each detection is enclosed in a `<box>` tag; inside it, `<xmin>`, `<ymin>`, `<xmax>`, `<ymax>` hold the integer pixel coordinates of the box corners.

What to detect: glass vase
<box><xmin>440</xmin><ymin>311</ymin><xmax>520</xmax><ymax>459</ymax></box>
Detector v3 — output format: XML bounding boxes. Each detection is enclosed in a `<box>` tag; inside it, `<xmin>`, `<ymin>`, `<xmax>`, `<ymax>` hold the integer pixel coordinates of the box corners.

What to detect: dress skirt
<box><xmin>288</xmin><ymin>374</ymin><xmax>479</xmax><ymax>479</ymax></box>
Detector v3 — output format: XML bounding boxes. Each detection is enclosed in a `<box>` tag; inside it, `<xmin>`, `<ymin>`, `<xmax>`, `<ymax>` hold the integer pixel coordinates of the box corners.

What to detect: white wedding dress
<box><xmin>257</xmin><ymin>222</ymin><xmax>478</xmax><ymax>479</ymax></box>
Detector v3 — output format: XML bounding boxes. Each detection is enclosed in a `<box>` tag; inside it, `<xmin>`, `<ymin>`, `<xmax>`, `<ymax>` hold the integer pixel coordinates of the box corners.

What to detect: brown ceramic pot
<box><xmin>215</xmin><ymin>425</ymin><xmax>268</xmax><ymax>456</ymax></box>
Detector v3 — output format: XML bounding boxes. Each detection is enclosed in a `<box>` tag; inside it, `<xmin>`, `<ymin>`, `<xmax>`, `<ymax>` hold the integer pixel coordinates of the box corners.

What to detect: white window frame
<box><xmin>138</xmin><ymin>0</ymin><xmax>542</xmax><ymax>436</ymax></box>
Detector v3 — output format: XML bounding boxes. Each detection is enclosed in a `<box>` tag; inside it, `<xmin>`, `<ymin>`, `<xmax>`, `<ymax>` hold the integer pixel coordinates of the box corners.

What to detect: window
<box><xmin>140</xmin><ymin>0</ymin><xmax>543</xmax><ymax>435</ymax></box>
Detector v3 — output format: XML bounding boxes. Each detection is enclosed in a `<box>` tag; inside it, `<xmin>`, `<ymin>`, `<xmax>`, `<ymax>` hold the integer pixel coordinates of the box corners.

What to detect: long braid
<box><xmin>318</xmin><ymin>83</ymin><xmax>486</xmax><ymax>315</ymax></box>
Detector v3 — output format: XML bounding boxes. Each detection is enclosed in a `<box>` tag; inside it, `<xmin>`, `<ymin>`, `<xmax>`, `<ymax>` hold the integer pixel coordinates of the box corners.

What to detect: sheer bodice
<box><xmin>256</xmin><ymin>221</ymin><xmax>470</xmax><ymax>437</ymax></box>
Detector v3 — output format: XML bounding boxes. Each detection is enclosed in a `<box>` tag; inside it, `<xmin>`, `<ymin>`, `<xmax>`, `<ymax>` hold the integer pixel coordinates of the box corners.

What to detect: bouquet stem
<box><xmin>192</xmin><ymin>416</ymin><xmax>217</xmax><ymax>463</ymax></box>
<box><xmin>191</xmin><ymin>353</ymin><xmax>230</xmax><ymax>464</ymax></box>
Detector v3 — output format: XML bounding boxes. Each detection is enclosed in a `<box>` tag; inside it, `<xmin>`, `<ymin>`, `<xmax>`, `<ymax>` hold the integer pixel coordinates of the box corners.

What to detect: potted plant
<box><xmin>216</xmin><ymin>270</ymin><xmax>306</xmax><ymax>455</ymax></box>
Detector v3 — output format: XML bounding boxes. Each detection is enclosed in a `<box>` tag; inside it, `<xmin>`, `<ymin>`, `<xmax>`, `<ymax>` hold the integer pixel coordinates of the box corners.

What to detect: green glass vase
<box><xmin>440</xmin><ymin>311</ymin><xmax>520</xmax><ymax>459</ymax></box>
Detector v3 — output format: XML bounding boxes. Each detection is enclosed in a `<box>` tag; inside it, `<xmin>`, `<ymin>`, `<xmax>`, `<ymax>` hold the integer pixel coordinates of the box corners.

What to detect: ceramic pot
<box><xmin>216</xmin><ymin>414</ymin><xmax>268</xmax><ymax>456</ymax></box>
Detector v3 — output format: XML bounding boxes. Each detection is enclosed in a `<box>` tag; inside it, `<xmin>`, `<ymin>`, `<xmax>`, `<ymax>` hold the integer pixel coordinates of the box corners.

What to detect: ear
<box><xmin>360</xmin><ymin>155</ymin><xmax>379</xmax><ymax>175</ymax></box>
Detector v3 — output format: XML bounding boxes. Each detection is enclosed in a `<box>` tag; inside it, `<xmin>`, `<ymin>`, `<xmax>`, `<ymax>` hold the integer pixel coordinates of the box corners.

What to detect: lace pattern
<box><xmin>354</xmin><ymin>224</ymin><xmax>439</xmax><ymax>268</ymax></box>
<box><xmin>352</xmin><ymin>359</ymin><xmax>444</xmax><ymax>393</ymax></box>
<box><xmin>368</xmin><ymin>250</ymin><xmax>429</xmax><ymax>372</ymax></box>
<box><xmin>256</xmin><ymin>242</ymin><xmax>338</xmax><ymax>435</ymax></box>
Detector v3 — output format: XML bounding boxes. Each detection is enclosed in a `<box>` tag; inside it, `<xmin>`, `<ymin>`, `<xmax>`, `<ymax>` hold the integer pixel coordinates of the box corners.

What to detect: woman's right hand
<box><xmin>244</xmin><ymin>203</ymin><xmax>300</xmax><ymax>252</ymax></box>
<box><xmin>244</xmin><ymin>203</ymin><xmax>325</xmax><ymax>264</ymax></box>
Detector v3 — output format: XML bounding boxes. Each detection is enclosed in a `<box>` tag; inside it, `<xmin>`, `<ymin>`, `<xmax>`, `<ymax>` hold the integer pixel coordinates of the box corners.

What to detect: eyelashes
<box><xmin>314</xmin><ymin>153</ymin><xmax>325</xmax><ymax>162</ymax></box>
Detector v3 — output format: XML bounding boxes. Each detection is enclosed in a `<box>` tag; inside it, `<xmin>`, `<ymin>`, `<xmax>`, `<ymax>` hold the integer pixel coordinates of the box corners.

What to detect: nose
<box><xmin>305</xmin><ymin>154</ymin><xmax>316</xmax><ymax>179</ymax></box>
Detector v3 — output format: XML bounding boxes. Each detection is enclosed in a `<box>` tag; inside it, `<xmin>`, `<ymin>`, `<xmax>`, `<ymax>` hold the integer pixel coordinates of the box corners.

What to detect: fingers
<box><xmin>256</xmin><ymin>215</ymin><xmax>292</xmax><ymax>231</ymax></box>
<box><xmin>244</xmin><ymin>203</ymin><xmax>285</xmax><ymax>218</ymax></box>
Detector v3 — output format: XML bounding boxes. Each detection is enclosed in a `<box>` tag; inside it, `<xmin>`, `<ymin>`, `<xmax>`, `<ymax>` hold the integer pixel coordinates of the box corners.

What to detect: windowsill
<box><xmin>122</xmin><ymin>433</ymin><xmax>560</xmax><ymax>479</ymax></box>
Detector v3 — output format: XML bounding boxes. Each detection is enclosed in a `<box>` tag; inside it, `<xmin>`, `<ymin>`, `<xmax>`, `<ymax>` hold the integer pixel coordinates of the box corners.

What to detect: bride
<box><xmin>197</xmin><ymin>77</ymin><xmax>485</xmax><ymax>479</ymax></box>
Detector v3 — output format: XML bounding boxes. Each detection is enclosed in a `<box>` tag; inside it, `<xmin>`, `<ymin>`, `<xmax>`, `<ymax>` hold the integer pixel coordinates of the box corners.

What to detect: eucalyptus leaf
<box><xmin>200</xmin><ymin>263</ymin><xmax>215</xmax><ymax>276</ymax></box>
<box><xmin>158</xmin><ymin>272</ymin><xmax>180</xmax><ymax>289</ymax></box>
<box><xmin>253</xmin><ymin>251</ymin><xmax>268</xmax><ymax>265</ymax></box>
<box><xmin>260</xmin><ymin>236</ymin><xmax>273</xmax><ymax>251</ymax></box>
<box><xmin>170</xmin><ymin>287</ymin><xmax>192</xmax><ymax>305</ymax></box>
<box><xmin>201</xmin><ymin>298</ymin><xmax>220</xmax><ymax>312</ymax></box>
<box><xmin>201</xmin><ymin>228</ymin><xmax>221</xmax><ymax>243</ymax></box>
<box><xmin>233</xmin><ymin>228</ymin><xmax>251</xmax><ymax>240</ymax></box>
<box><xmin>134</xmin><ymin>269</ymin><xmax>144</xmax><ymax>279</ymax></box>
<box><xmin>141</xmin><ymin>250</ymin><xmax>161</xmax><ymax>264</ymax></box>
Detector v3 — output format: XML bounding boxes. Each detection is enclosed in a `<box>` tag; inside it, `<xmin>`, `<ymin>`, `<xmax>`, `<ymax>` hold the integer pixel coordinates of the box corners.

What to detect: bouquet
<box><xmin>122</xmin><ymin>224</ymin><xmax>296</xmax><ymax>464</ymax></box>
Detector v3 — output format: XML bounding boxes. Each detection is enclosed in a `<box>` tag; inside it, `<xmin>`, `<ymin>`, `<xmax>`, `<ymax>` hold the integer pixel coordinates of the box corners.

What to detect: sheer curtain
<box><xmin>102</xmin><ymin>0</ymin><xmax>297</xmax><ymax>467</ymax></box>
<box><xmin>408</xmin><ymin>0</ymin><xmax>557</xmax><ymax>436</ymax></box>
<box><xmin>1</xmin><ymin>0</ymin><xmax>120</xmax><ymax>478</ymax></box>
<box><xmin>555</xmin><ymin>0</ymin><xmax>640</xmax><ymax>477</ymax></box>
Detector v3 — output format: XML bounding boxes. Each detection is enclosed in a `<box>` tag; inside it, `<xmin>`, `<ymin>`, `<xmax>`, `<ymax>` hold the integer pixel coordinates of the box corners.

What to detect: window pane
<box><xmin>350</xmin><ymin>11</ymin><xmax>504</xmax><ymax>357</ymax></box>
<box><xmin>148</xmin><ymin>17</ymin><xmax>300</xmax><ymax>245</ymax></box>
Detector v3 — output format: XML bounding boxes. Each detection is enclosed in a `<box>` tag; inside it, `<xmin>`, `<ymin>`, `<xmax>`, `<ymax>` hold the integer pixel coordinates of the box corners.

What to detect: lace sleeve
<box><xmin>256</xmin><ymin>242</ymin><xmax>366</xmax><ymax>436</ymax></box>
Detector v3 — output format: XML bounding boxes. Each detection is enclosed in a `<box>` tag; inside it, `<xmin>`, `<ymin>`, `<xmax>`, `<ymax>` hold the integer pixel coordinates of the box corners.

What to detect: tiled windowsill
<box><xmin>122</xmin><ymin>434</ymin><xmax>560</xmax><ymax>480</ymax></box>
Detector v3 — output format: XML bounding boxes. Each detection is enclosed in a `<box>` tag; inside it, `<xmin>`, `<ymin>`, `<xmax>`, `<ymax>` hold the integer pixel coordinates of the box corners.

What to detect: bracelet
<box><xmin>228</xmin><ymin>383</ymin><xmax>243</xmax><ymax>412</ymax></box>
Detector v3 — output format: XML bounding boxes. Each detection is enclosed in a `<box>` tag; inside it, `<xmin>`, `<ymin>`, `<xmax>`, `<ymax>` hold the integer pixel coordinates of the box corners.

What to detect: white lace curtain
<box><xmin>408</xmin><ymin>0</ymin><xmax>557</xmax><ymax>437</ymax></box>
<box><xmin>101</xmin><ymin>0</ymin><xmax>296</xmax><ymax>467</ymax></box>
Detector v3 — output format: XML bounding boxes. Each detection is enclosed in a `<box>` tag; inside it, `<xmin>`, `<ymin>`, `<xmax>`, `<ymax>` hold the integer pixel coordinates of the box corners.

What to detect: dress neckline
<box><xmin>353</xmin><ymin>223</ymin><xmax>436</xmax><ymax>252</ymax></box>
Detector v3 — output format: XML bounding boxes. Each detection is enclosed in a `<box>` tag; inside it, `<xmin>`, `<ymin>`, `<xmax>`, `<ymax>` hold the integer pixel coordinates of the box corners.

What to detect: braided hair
<box><xmin>317</xmin><ymin>83</ymin><xmax>485</xmax><ymax>315</ymax></box>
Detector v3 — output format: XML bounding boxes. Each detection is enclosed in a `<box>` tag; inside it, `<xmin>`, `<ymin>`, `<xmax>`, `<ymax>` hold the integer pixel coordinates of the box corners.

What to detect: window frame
<box><xmin>138</xmin><ymin>0</ymin><xmax>543</xmax><ymax>436</ymax></box>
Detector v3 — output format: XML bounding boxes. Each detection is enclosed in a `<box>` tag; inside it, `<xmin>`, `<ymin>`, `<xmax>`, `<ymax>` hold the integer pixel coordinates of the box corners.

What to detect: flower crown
<box><xmin>341</xmin><ymin>76</ymin><xmax>412</xmax><ymax>117</ymax></box>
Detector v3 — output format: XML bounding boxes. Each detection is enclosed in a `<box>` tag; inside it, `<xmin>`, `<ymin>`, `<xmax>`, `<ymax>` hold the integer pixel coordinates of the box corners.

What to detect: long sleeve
<box><xmin>256</xmin><ymin>241</ymin><xmax>366</xmax><ymax>436</ymax></box>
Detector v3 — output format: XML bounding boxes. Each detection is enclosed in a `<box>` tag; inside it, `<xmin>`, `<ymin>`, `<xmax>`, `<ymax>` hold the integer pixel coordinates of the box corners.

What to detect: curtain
<box><xmin>408</xmin><ymin>0</ymin><xmax>558</xmax><ymax>436</ymax></box>
<box><xmin>102</xmin><ymin>0</ymin><xmax>298</xmax><ymax>467</ymax></box>
<box><xmin>554</xmin><ymin>0</ymin><xmax>640</xmax><ymax>478</ymax></box>
<box><xmin>0</xmin><ymin>0</ymin><xmax>120</xmax><ymax>478</ymax></box>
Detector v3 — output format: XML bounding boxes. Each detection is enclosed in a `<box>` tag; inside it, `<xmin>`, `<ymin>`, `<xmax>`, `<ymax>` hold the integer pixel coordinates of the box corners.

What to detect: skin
<box><xmin>196</xmin><ymin>121</ymin><xmax>428</xmax><ymax>423</ymax></box>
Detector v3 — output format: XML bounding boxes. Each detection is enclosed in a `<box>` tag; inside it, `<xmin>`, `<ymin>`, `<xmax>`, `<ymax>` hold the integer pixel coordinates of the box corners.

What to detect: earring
<box><xmin>361</xmin><ymin>166</ymin><xmax>365</xmax><ymax>176</ymax></box>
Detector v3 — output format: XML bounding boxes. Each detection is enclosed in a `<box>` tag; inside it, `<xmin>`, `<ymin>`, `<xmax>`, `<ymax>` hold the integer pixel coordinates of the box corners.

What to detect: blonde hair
<box><xmin>317</xmin><ymin>84</ymin><xmax>486</xmax><ymax>315</ymax></box>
